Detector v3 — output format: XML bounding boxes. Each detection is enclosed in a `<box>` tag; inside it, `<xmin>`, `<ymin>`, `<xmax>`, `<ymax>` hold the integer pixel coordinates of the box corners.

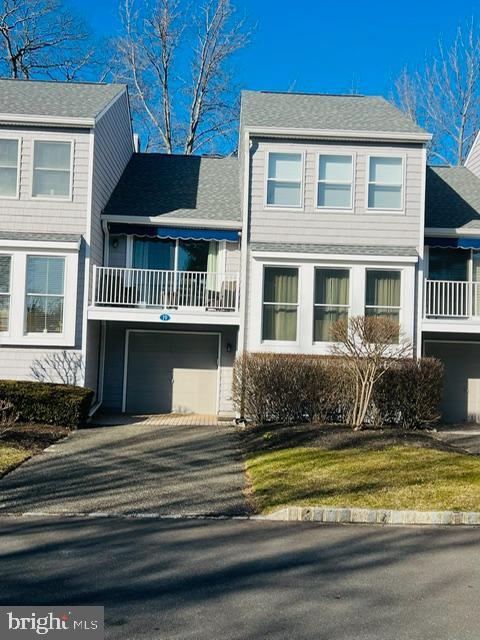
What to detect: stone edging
<box><xmin>257</xmin><ymin>505</ymin><xmax>480</xmax><ymax>526</ymax></box>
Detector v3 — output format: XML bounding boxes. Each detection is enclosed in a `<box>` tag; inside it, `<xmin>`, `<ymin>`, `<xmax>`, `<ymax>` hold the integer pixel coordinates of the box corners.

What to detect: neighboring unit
<box><xmin>2</xmin><ymin>80</ymin><xmax>480</xmax><ymax>423</ymax></box>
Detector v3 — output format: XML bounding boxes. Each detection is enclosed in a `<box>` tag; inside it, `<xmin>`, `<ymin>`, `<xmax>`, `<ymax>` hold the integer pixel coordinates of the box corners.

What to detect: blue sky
<box><xmin>71</xmin><ymin>0</ymin><xmax>478</xmax><ymax>97</ymax></box>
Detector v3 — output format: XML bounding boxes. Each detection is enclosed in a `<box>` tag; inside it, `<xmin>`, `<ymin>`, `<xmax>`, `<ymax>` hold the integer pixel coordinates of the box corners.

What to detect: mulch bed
<box><xmin>238</xmin><ymin>422</ymin><xmax>460</xmax><ymax>456</ymax></box>
<box><xmin>1</xmin><ymin>423</ymin><xmax>70</xmax><ymax>453</ymax></box>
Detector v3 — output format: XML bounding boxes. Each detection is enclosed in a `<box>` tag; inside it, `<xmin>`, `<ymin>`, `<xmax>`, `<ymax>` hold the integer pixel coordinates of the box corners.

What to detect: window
<box><xmin>314</xmin><ymin>268</ymin><xmax>350</xmax><ymax>341</ymax></box>
<box><xmin>266</xmin><ymin>152</ymin><xmax>302</xmax><ymax>207</ymax></box>
<box><xmin>367</xmin><ymin>156</ymin><xmax>403</xmax><ymax>210</ymax></box>
<box><xmin>317</xmin><ymin>155</ymin><xmax>353</xmax><ymax>208</ymax></box>
<box><xmin>26</xmin><ymin>256</ymin><xmax>65</xmax><ymax>334</ymax></box>
<box><xmin>428</xmin><ymin>248</ymin><xmax>468</xmax><ymax>281</ymax></box>
<box><xmin>262</xmin><ymin>267</ymin><xmax>298</xmax><ymax>341</ymax></box>
<box><xmin>0</xmin><ymin>255</ymin><xmax>11</xmax><ymax>332</ymax></box>
<box><xmin>32</xmin><ymin>141</ymin><xmax>72</xmax><ymax>198</ymax></box>
<box><xmin>133</xmin><ymin>238</ymin><xmax>176</xmax><ymax>270</ymax></box>
<box><xmin>0</xmin><ymin>139</ymin><xmax>19</xmax><ymax>198</ymax></box>
<box><xmin>365</xmin><ymin>270</ymin><xmax>401</xmax><ymax>339</ymax></box>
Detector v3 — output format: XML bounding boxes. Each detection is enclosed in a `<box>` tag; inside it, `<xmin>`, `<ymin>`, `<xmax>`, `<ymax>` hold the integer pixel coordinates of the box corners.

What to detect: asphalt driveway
<box><xmin>0</xmin><ymin>418</ymin><xmax>248</xmax><ymax>516</ymax></box>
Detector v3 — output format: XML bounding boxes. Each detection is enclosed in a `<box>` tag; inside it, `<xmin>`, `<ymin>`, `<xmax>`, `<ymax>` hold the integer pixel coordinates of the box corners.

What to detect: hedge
<box><xmin>0</xmin><ymin>380</ymin><xmax>94</xmax><ymax>429</ymax></box>
<box><xmin>233</xmin><ymin>352</ymin><xmax>443</xmax><ymax>429</ymax></box>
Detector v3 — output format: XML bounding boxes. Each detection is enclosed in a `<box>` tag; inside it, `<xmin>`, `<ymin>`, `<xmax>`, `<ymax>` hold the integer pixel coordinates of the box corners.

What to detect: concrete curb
<box><xmin>257</xmin><ymin>506</ymin><xmax>480</xmax><ymax>526</ymax></box>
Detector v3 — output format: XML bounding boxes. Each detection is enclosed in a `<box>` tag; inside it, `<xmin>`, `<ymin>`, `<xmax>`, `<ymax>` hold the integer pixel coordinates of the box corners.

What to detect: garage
<box><xmin>124</xmin><ymin>331</ymin><xmax>219</xmax><ymax>414</ymax></box>
<box><xmin>424</xmin><ymin>340</ymin><xmax>480</xmax><ymax>423</ymax></box>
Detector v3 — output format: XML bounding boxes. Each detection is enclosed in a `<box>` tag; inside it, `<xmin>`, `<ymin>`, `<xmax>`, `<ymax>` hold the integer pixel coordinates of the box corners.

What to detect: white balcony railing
<box><xmin>93</xmin><ymin>266</ymin><xmax>240</xmax><ymax>312</ymax></box>
<box><xmin>424</xmin><ymin>279</ymin><xmax>480</xmax><ymax>319</ymax></box>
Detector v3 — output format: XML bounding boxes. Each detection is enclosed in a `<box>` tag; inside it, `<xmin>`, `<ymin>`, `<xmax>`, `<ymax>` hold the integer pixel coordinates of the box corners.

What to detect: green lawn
<box><xmin>0</xmin><ymin>444</ymin><xmax>32</xmax><ymax>477</ymax></box>
<box><xmin>246</xmin><ymin>446</ymin><xmax>480</xmax><ymax>513</ymax></box>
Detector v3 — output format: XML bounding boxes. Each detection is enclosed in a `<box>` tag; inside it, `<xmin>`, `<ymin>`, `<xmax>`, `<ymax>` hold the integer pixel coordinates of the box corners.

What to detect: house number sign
<box><xmin>160</xmin><ymin>314</ymin><xmax>171</xmax><ymax>321</ymax></box>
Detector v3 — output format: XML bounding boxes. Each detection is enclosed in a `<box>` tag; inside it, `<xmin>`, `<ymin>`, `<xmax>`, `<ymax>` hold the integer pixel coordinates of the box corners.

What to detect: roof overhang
<box><xmin>103</xmin><ymin>214</ymin><xmax>242</xmax><ymax>230</ymax></box>
<box><xmin>0</xmin><ymin>113</ymin><xmax>95</xmax><ymax>128</ymax></box>
<box><xmin>0</xmin><ymin>237</ymin><xmax>81</xmax><ymax>251</ymax></box>
<box><xmin>425</xmin><ymin>227</ymin><xmax>480</xmax><ymax>237</ymax></box>
<box><xmin>244</xmin><ymin>125</ymin><xmax>432</xmax><ymax>144</ymax></box>
<box><xmin>251</xmin><ymin>250</ymin><xmax>418</xmax><ymax>263</ymax></box>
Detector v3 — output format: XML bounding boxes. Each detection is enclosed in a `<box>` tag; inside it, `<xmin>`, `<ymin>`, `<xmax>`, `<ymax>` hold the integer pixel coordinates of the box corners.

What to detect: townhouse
<box><xmin>1</xmin><ymin>79</ymin><xmax>480</xmax><ymax>423</ymax></box>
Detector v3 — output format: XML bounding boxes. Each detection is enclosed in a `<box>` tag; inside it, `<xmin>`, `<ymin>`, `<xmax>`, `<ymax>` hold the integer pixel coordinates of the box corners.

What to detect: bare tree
<box><xmin>0</xmin><ymin>399</ymin><xmax>18</xmax><ymax>438</ymax></box>
<box><xmin>330</xmin><ymin>316</ymin><xmax>412</xmax><ymax>430</ymax></box>
<box><xmin>0</xmin><ymin>0</ymin><xmax>99</xmax><ymax>80</ymax></box>
<box><xmin>113</xmin><ymin>0</ymin><xmax>250</xmax><ymax>153</ymax></box>
<box><xmin>31</xmin><ymin>351</ymin><xmax>84</xmax><ymax>386</ymax></box>
<box><xmin>393</xmin><ymin>21</ymin><xmax>480</xmax><ymax>165</ymax></box>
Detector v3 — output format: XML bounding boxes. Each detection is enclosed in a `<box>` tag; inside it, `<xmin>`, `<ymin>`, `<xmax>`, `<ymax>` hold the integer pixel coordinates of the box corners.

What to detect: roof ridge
<box><xmin>0</xmin><ymin>78</ymin><xmax>125</xmax><ymax>88</ymax></box>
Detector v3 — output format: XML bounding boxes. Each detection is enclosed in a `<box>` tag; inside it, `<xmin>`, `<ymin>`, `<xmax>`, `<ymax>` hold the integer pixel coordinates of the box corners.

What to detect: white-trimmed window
<box><xmin>317</xmin><ymin>155</ymin><xmax>353</xmax><ymax>209</ymax></box>
<box><xmin>26</xmin><ymin>256</ymin><xmax>65</xmax><ymax>334</ymax></box>
<box><xmin>314</xmin><ymin>268</ymin><xmax>350</xmax><ymax>342</ymax></box>
<box><xmin>0</xmin><ymin>254</ymin><xmax>11</xmax><ymax>332</ymax></box>
<box><xmin>32</xmin><ymin>141</ymin><xmax>72</xmax><ymax>199</ymax></box>
<box><xmin>262</xmin><ymin>266</ymin><xmax>298</xmax><ymax>341</ymax></box>
<box><xmin>0</xmin><ymin>139</ymin><xmax>19</xmax><ymax>198</ymax></box>
<box><xmin>365</xmin><ymin>269</ymin><xmax>401</xmax><ymax>341</ymax></box>
<box><xmin>367</xmin><ymin>156</ymin><xmax>403</xmax><ymax>210</ymax></box>
<box><xmin>266</xmin><ymin>152</ymin><xmax>303</xmax><ymax>207</ymax></box>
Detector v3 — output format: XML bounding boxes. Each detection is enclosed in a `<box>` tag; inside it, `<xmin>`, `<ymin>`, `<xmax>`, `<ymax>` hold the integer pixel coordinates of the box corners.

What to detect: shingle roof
<box><xmin>241</xmin><ymin>91</ymin><xmax>428</xmax><ymax>137</ymax></box>
<box><xmin>0</xmin><ymin>79</ymin><xmax>125</xmax><ymax>121</ymax></box>
<box><xmin>0</xmin><ymin>232</ymin><xmax>81</xmax><ymax>242</ymax></box>
<box><xmin>104</xmin><ymin>153</ymin><xmax>241</xmax><ymax>222</ymax></box>
<box><xmin>425</xmin><ymin>166</ymin><xmax>480</xmax><ymax>229</ymax></box>
<box><xmin>250</xmin><ymin>242</ymin><xmax>419</xmax><ymax>257</ymax></box>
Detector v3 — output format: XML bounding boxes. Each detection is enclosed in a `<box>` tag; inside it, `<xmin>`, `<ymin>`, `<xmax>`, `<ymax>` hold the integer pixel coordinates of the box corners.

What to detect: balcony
<box><xmin>423</xmin><ymin>279</ymin><xmax>480</xmax><ymax>332</ymax></box>
<box><xmin>89</xmin><ymin>266</ymin><xmax>240</xmax><ymax>325</ymax></box>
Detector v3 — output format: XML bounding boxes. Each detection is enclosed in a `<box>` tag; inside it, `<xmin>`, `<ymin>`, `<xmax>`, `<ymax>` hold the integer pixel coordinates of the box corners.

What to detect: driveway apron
<box><xmin>0</xmin><ymin>417</ymin><xmax>248</xmax><ymax>516</ymax></box>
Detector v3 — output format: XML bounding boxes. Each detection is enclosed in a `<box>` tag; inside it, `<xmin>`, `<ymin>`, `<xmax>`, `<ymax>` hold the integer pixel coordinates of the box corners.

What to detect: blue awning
<box><xmin>425</xmin><ymin>236</ymin><xmax>480</xmax><ymax>250</ymax></box>
<box><xmin>108</xmin><ymin>223</ymin><xmax>239</xmax><ymax>242</ymax></box>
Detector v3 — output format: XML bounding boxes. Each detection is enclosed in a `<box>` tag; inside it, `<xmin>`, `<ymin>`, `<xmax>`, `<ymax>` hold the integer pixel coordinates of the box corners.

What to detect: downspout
<box><xmin>89</xmin><ymin>320</ymin><xmax>106</xmax><ymax>417</ymax></box>
<box><xmin>237</xmin><ymin>128</ymin><xmax>252</xmax><ymax>419</ymax></box>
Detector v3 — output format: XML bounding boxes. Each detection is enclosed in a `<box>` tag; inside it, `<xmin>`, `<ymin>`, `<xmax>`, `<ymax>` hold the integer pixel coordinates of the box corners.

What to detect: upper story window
<box><xmin>317</xmin><ymin>155</ymin><xmax>353</xmax><ymax>209</ymax></box>
<box><xmin>367</xmin><ymin>156</ymin><xmax>403</xmax><ymax>210</ymax></box>
<box><xmin>0</xmin><ymin>139</ymin><xmax>19</xmax><ymax>198</ymax></box>
<box><xmin>26</xmin><ymin>256</ymin><xmax>65</xmax><ymax>334</ymax></box>
<box><xmin>262</xmin><ymin>266</ymin><xmax>298</xmax><ymax>341</ymax></box>
<box><xmin>266</xmin><ymin>152</ymin><xmax>303</xmax><ymax>207</ymax></box>
<box><xmin>0</xmin><ymin>255</ymin><xmax>11</xmax><ymax>332</ymax></box>
<box><xmin>32</xmin><ymin>141</ymin><xmax>72</xmax><ymax>199</ymax></box>
<box><xmin>314</xmin><ymin>268</ymin><xmax>350</xmax><ymax>342</ymax></box>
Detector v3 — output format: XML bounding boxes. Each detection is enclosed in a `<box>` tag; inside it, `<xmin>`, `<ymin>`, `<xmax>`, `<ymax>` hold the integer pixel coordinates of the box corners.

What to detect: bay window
<box><xmin>365</xmin><ymin>270</ymin><xmax>401</xmax><ymax>339</ymax></box>
<box><xmin>0</xmin><ymin>255</ymin><xmax>11</xmax><ymax>332</ymax></box>
<box><xmin>262</xmin><ymin>267</ymin><xmax>298</xmax><ymax>341</ymax></box>
<box><xmin>266</xmin><ymin>152</ymin><xmax>303</xmax><ymax>207</ymax></box>
<box><xmin>314</xmin><ymin>268</ymin><xmax>350</xmax><ymax>342</ymax></box>
<box><xmin>367</xmin><ymin>156</ymin><xmax>403</xmax><ymax>210</ymax></box>
<box><xmin>0</xmin><ymin>139</ymin><xmax>19</xmax><ymax>198</ymax></box>
<box><xmin>32</xmin><ymin>141</ymin><xmax>72</xmax><ymax>199</ymax></box>
<box><xmin>26</xmin><ymin>256</ymin><xmax>65</xmax><ymax>334</ymax></box>
<box><xmin>317</xmin><ymin>155</ymin><xmax>353</xmax><ymax>209</ymax></box>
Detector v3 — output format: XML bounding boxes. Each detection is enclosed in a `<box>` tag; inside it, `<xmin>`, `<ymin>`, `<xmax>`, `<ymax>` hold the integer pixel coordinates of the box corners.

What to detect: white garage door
<box><xmin>424</xmin><ymin>341</ymin><xmax>480</xmax><ymax>423</ymax></box>
<box><xmin>125</xmin><ymin>332</ymin><xmax>219</xmax><ymax>414</ymax></box>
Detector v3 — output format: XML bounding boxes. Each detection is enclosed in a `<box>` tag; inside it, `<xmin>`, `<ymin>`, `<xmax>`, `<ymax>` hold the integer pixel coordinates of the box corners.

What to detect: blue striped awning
<box><xmin>108</xmin><ymin>223</ymin><xmax>239</xmax><ymax>242</ymax></box>
<box><xmin>425</xmin><ymin>236</ymin><xmax>480</xmax><ymax>250</ymax></box>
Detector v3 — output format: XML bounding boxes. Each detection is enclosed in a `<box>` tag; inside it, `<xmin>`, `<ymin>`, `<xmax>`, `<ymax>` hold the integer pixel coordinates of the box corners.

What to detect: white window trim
<box><xmin>365</xmin><ymin>154</ymin><xmax>405</xmax><ymax>213</ymax></box>
<box><xmin>0</xmin><ymin>252</ymin><xmax>13</xmax><ymax>335</ymax></box>
<box><xmin>261</xmin><ymin>264</ymin><xmax>300</xmax><ymax>345</ymax></box>
<box><xmin>264</xmin><ymin>149</ymin><xmax>305</xmax><ymax>211</ymax></box>
<box><xmin>24</xmin><ymin>255</ymin><xmax>66</xmax><ymax>338</ymax></box>
<box><xmin>313</xmin><ymin>266</ymin><xmax>351</xmax><ymax>344</ymax></box>
<box><xmin>0</xmin><ymin>135</ymin><xmax>21</xmax><ymax>200</ymax></box>
<box><xmin>316</xmin><ymin>153</ymin><xmax>355</xmax><ymax>212</ymax></box>
<box><xmin>30</xmin><ymin>139</ymin><xmax>74</xmax><ymax>202</ymax></box>
<box><xmin>0</xmin><ymin>247</ymin><xmax>78</xmax><ymax>347</ymax></box>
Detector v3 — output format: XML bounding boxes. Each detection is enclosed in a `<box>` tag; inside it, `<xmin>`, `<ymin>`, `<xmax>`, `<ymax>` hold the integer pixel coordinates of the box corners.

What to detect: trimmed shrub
<box><xmin>0</xmin><ymin>380</ymin><xmax>94</xmax><ymax>429</ymax></box>
<box><xmin>233</xmin><ymin>352</ymin><xmax>443</xmax><ymax>429</ymax></box>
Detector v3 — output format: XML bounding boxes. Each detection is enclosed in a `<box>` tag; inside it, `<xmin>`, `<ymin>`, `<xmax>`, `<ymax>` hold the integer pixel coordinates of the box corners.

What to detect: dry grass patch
<box><xmin>0</xmin><ymin>444</ymin><xmax>32</xmax><ymax>476</ymax></box>
<box><xmin>246</xmin><ymin>446</ymin><xmax>480</xmax><ymax>513</ymax></box>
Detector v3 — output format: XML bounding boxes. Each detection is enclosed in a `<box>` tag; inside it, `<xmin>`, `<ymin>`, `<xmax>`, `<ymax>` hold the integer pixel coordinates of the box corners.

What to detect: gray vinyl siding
<box><xmin>225</xmin><ymin>242</ymin><xmax>241</xmax><ymax>273</ymax></box>
<box><xmin>0</xmin><ymin>126</ymin><xmax>90</xmax><ymax>233</ymax></box>
<box><xmin>102</xmin><ymin>321</ymin><xmax>238</xmax><ymax>414</ymax></box>
<box><xmin>0</xmin><ymin>347</ymin><xmax>83</xmax><ymax>382</ymax></box>
<box><xmin>90</xmin><ymin>91</ymin><xmax>133</xmax><ymax>280</ymax></box>
<box><xmin>249</xmin><ymin>139</ymin><xmax>424</xmax><ymax>248</ymax></box>
<box><xmin>84</xmin><ymin>320</ymin><xmax>100</xmax><ymax>392</ymax></box>
<box><xmin>466</xmin><ymin>135</ymin><xmax>480</xmax><ymax>179</ymax></box>
<box><xmin>108</xmin><ymin>235</ymin><xmax>127</xmax><ymax>267</ymax></box>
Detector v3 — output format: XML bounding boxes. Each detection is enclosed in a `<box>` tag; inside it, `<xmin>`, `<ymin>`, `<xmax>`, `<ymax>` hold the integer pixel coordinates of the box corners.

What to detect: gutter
<box><xmin>244</xmin><ymin>125</ymin><xmax>432</xmax><ymax>144</ymax></box>
<box><xmin>102</xmin><ymin>215</ymin><xmax>242</xmax><ymax>229</ymax></box>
